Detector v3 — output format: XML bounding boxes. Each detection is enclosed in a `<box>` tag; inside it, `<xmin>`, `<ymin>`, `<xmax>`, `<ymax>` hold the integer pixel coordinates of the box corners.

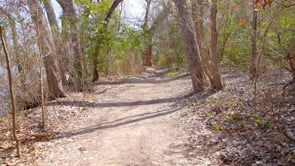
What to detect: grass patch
<box><xmin>166</xmin><ymin>71</ymin><xmax>180</xmax><ymax>78</ymax></box>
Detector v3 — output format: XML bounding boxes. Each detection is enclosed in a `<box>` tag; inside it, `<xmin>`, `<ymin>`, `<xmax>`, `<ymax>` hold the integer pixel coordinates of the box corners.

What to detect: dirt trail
<box><xmin>36</xmin><ymin>67</ymin><xmax>193</xmax><ymax>165</ymax></box>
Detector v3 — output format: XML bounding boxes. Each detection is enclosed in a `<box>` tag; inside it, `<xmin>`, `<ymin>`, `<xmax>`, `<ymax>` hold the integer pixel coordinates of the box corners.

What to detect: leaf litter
<box><xmin>0</xmin><ymin>67</ymin><xmax>294</xmax><ymax>165</ymax></box>
<box><xmin>178</xmin><ymin>68</ymin><xmax>294</xmax><ymax>165</ymax></box>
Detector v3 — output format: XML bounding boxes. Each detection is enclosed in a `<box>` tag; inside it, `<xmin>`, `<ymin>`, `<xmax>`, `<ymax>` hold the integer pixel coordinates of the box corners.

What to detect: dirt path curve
<box><xmin>36</xmin><ymin>67</ymin><xmax>192</xmax><ymax>166</ymax></box>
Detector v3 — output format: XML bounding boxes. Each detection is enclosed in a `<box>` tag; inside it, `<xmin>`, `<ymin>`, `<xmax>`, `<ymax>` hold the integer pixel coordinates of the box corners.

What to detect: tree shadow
<box><xmin>57</xmin><ymin>106</ymin><xmax>183</xmax><ymax>139</ymax></box>
<box><xmin>96</xmin><ymin>88</ymin><xmax>109</xmax><ymax>95</ymax></box>
<box><xmin>51</xmin><ymin>90</ymin><xmax>215</xmax><ymax>140</ymax></box>
<box><xmin>46</xmin><ymin>95</ymin><xmax>189</xmax><ymax>108</ymax></box>
<box><xmin>94</xmin><ymin>73</ymin><xmax>191</xmax><ymax>85</ymax></box>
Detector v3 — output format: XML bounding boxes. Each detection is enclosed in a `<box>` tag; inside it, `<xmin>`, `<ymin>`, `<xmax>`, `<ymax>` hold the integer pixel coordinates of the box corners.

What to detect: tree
<box><xmin>209</xmin><ymin>0</ymin><xmax>223</xmax><ymax>90</ymax></box>
<box><xmin>57</xmin><ymin>0</ymin><xmax>86</xmax><ymax>91</ymax></box>
<box><xmin>142</xmin><ymin>0</ymin><xmax>152</xmax><ymax>66</ymax></box>
<box><xmin>174</xmin><ymin>0</ymin><xmax>205</xmax><ymax>93</ymax></box>
<box><xmin>27</xmin><ymin>0</ymin><xmax>66</xmax><ymax>99</ymax></box>
<box><xmin>91</xmin><ymin>0</ymin><xmax>124</xmax><ymax>82</ymax></box>
<box><xmin>249</xmin><ymin>0</ymin><xmax>258</xmax><ymax>79</ymax></box>
<box><xmin>189</xmin><ymin>0</ymin><xmax>223</xmax><ymax>90</ymax></box>
<box><xmin>43</xmin><ymin>0</ymin><xmax>68</xmax><ymax>85</ymax></box>
<box><xmin>0</xmin><ymin>26</ymin><xmax>21</xmax><ymax>157</ymax></box>
<box><xmin>191</xmin><ymin>0</ymin><xmax>212</xmax><ymax>86</ymax></box>
<box><xmin>0</xmin><ymin>6</ymin><xmax>27</xmax><ymax>109</ymax></box>
<box><xmin>142</xmin><ymin>0</ymin><xmax>171</xmax><ymax>67</ymax></box>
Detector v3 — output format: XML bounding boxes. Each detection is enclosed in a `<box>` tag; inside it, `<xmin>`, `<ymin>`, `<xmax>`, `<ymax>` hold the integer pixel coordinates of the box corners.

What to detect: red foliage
<box><xmin>255</xmin><ymin>0</ymin><xmax>273</xmax><ymax>8</ymax></box>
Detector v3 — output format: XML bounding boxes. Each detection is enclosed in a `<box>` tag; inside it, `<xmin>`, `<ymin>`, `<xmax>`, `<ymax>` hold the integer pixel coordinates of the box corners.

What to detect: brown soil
<box><xmin>34</xmin><ymin>67</ymin><xmax>195</xmax><ymax>165</ymax></box>
<box><xmin>1</xmin><ymin>66</ymin><xmax>293</xmax><ymax>165</ymax></box>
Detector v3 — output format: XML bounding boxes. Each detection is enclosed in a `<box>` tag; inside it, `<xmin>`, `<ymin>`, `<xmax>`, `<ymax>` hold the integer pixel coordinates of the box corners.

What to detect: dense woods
<box><xmin>0</xmin><ymin>0</ymin><xmax>294</xmax><ymax>164</ymax></box>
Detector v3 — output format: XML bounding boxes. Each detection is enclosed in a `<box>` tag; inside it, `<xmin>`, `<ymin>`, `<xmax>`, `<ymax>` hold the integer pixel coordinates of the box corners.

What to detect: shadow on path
<box><xmin>47</xmin><ymin>95</ymin><xmax>188</xmax><ymax>108</ymax></box>
<box><xmin>94</xmin><ymin>73</ymin><xmax>190</xmax><ymax>85</ymax></box>
<box><xmin>57</xmin><ymin>106</ymin><xmax>183</xmax><ymax>139</ymax></box>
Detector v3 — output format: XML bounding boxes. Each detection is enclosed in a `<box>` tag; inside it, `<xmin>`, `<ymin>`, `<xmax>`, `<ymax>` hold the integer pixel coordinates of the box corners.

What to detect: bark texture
<box><xmin>57</xmin><ymin>0</ymin><xmax>85</xmax><ymax>90</ymax></box>
<box><xmin>28</xmin><ymin>0</ymin><xmax>66</xmax><ymax>99</ymax></box>
<box><xmin>0</xmin><ymin>26</ymin><xmax>21</xmax><ymax>157</ymax></box>
<box><xmin>174</xmin><ymin>0</ymin><xmax>204</xmax><ymax>93</ymax></box>
<box><xmin>250</xmin><ymin>0</ymin><xmax>258</xmax><ymax>79</ymax></box>
<box><xmin>43</xmin><ymin>0</ymin><xmax>68</xmax><ymax>85</ymax></box>
<box><xmin>209</xmin><ymin>0</ymin><xmax>223</xmax><ymax>90</ymax></box>
<box><xmin>192</xmin><ymin>0</ymin><xmax>212</xmax><ymax>86</ymax></box>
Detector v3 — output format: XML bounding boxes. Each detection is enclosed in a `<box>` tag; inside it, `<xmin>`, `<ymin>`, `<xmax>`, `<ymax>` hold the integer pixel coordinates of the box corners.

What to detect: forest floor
<box><xmin>0</xmin><ymin>66</ymin><xmax>294</xmax><ymax>165</ymax></box>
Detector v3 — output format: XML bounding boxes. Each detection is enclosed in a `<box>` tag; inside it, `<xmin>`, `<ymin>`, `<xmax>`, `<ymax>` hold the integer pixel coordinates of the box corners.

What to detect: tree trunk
<box><xmin>174</xmin><ymin>0</ymin><xmax>204</xmax><ymax>93</ymax></box>
<box><xmin>57</xmin><ymin>0</ymin><xmax>85</xmax><ymax>91</ymax></box>
<box><xmin>0</xmin><ymin>26</ymin><xmax>21</xmax><ymax>157</ymax></box>
<box><xmin>192</xmin><ymin>0</ymin><xmax>212</xmax><ymax>86</ymax></box>
<box><xmin>0</xmin><ymin>7</ymin><xmax>28</xmax><ymax>110</ymax></box>
<box><xmin>92</xmin><ymin>58</ymin><xmax>99</xmax><ymax>82</ymax></box>
<box><xmin>209</xmin><ymin>0</ymin><xmax>223</xmax><ymax>90</ymax></box>
<box><xmin>250</xmin><ymin>0</ymin><xmax>258</xmax><ymax>80</ymax></box>
<box><xmin>28</xmin><ymin>0</ymin><xmax>66</xmax><ymax>99</ymax></box>
<box><xmin>141</xmin><ymin>0</ymin><xmax>170</xmax><ymax>67</ymax></box>
<box><xmin>142</xmin><ymin>37</ymin><xmax>153</xmax><ymax>67</ymax></box>
<box><xmin>142</xmin><ymin>0</ymin><xmax>152</xmax><ymax>66</ymax></box>
<box><xmin>143</xmin><ymin>42</ymin><xmax>153</xmax><ymax>67</ymax></box>
<box><xmin>43</xmin><ymin>0</ymin><xmax>68</xmax><ymax>85</ymax></box>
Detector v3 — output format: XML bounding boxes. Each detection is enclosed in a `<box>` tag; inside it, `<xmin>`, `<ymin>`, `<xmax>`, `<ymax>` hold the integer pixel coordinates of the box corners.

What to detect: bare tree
<box><xmin>43</xmin><ymin>0</ymin><xmax>68</xmax><ymax>85</ymax></box>
<box><xmin>191</xmin><ymin>0</ymin><xmax>223</xmax><ymax>90</ymax></box>
<box><xmin>192</xmin><ymin>0</ymin><xmax>213</xmax><ymax>86</ymax></box>
<box><xmin>249</xmin><ymin>0</ymin><xmax>258</xmax><ymax>79</ymax></box>
<box><xmin>142</xmin><ymin>0</ymin><xmax>152</xmax><ymax>66</ymax></box>
<box><xmin>174</xmin><ymin>0</ymin><xmax>205</xmax><ymax>93</ymax></box>
<box><xmin>27</xmin><ymin>0</ymin><xmax>66</xmax><ymax>99</ymax></box>
<box><xmin>0</xmin><ymin>6</ymin><xmax>28</xmax><ymax>110</ymax></box>
<box><xmin>57</xmin><ymin>0</ymin><xmax>85</xmax><ymax>91</ymax></box>
<box><xmin>209</xmin><ymin>0</ymin><xmax>223</xmax><ymax>90</ymax></box>
<box><xmin>0</xmin><ymin>26</ymin><xmax>21</xmax><ymax>157</ymax></box>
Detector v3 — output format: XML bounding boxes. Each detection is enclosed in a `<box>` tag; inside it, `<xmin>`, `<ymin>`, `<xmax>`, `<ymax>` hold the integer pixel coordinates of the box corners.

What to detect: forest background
<box><xmin>0</xmin><ymin>0</ymin><xmax>294</xmax><ymax>159</ymax></box>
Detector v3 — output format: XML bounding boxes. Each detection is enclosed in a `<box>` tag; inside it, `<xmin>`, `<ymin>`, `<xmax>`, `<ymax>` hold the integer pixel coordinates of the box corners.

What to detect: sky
<box><xmin>51</xmin><ymin>0</ymin><xmax>145</xmax><ymax>27</ymax></box>
<box><xmin>122</xmin><ymin>0</ymin><xmax>145</xmax><ymax>20</ymax></box>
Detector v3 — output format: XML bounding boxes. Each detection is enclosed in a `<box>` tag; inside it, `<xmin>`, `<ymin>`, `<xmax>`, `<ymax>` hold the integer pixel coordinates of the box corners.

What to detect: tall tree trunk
<box><xmin>57</xmin><ymin>0</ymin><xmax>85</xmax><ymax>91</ymax></box>
<box><xmin>192</xmin><ymin>0</ymin><xmax>213</xmax><ymax>86</ymax></box>
<box><xmin>209</xmin><ymin>0</ymin><xmax>223</xmax><ymax>90</ymax></box>
<box><xmin>0</xmin><ymin>26</ymin><xmax>21</xmax><ymax>157</ymax></box>
<box><xmin>174</xmin><ymin>0</ymin><xmax>204</xmax><ymax>93</ymax></box>
<box><xmin>142</xmin><ymin>0</ymin><xmax>152</xmax><ymax>66</ymax></box>
<box><xmin>92</xmin><ymin>58</ymin><xmax>99</xmax><ymax>82</ymax></box>
<box><xmin>43</xmin><ymin>0</ymin><xmax>68</xmax><ymax>85</ymax></box>
<box><xmin>144</xmin><ymin>44</ymin><xmax>153</xmax><ymax>67</ymax></box>
<box><xmin>250</xmin><ymin>0</ymin><xmax>258</xmax><ymax>79</ymax></box>
<box><xmin>28</xmin><ymin>0</ymin><xmax>66</xmax><ymax>99</ymax></box>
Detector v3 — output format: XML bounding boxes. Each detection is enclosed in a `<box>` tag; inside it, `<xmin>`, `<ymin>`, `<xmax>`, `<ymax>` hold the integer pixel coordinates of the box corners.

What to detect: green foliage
<box><xmin>76</xmin><ymin>0</ymin><xmax>145</xmax><ymax>75</ymax></box>
<box><xmin>218</xmin><ymin>0</ymin><xmax>295</xmax><ymax>72</ymax></box>
<box><xmin>90</xmin><ymin>25</ymin><xmax>144</xmax><ymax>75</ymax></box>
<box><xmin>153</xmin><ymin>19</ymin><xmax>185</xmax><ymax>68</ymax></box>
<box><xmin>206</xmin><ymin>112</ymin><xmax>212</xmax><ymax>118</ymax></box>
<box><xmin>265</xmin><ymin>122</ymin><xmax>272</xmax><ymax>128</ymax></box>
<box><xmin>253</xmin><ymin>113</ymin><xmax>272</xmax><ymax>127</ymax></box>
<box><xmin>288</xmin><ymin>155</ymin><xmax>295</xmax><ymax>160</ymax></box>
<box><xmin>255</xmin><ymin>119</ymin><xmax>265</xmax><ymax>126</ymax></box>
<box><xmin>227</xmin><ymin>115</ymin><xmax>234</xmax><ymax>122</ymax></box>
<box><xmin>0</xmin><ymin>17</ymin><xmax>9</xmax><ymax>27</ymax></box>
<box><xmin>166</xmin><ymin>71</ymin><xmax>180</xmax><ymax>78</ymax></box>
<box><xmin>218</xmin><ymin>12</ymin><xmax>251</xmax><ymax>70</ymax></box>
<box><xmin>211</xmin><ymin>124</ymin><xmax>222</xmax><ymax>131</ymax></box>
